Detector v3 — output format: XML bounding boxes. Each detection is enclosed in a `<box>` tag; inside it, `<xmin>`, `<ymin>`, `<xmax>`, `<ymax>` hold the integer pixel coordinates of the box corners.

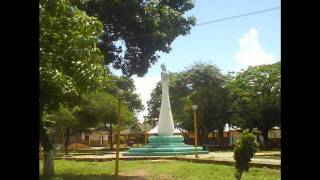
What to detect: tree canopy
<box><xmin>147</xmin><ymin>62</ymin><xmax>281</xmax><ymax>147</ymax></box>
<box><xmin>227</xmin><ymin>62</ymin><xmax>281</xmax><ymax>148</ymax></box>
<box><xmin>78</xmin><ymin>90</ymin><xmax>135</xmax><ymax>129</ymax></box>
<box><xmin>77</xmin><ymin>0</ymin><xmax>196</xmax><ymax>76</ymax></box>
<box><xmin>110</xmin><ymin>76</ymin><xmax>145</xmax><ymax>112</ymax></box>
<box><xmin>40</xmin><ymin>0</ymin><xmax>108</xmax><ymax>111</ymax></box>
<box><xmin>147</xmin><ymin>62</ymin><xmax>232</xmax><ymax>143</ymax></box>
<box><xmin>40</xmin><ymin>0</ymin><xmax>109</xmax><ymax>176</ymax></box>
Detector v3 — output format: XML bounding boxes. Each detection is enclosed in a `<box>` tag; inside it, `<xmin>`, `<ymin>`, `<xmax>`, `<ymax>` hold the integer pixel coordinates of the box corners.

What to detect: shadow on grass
<box><xmin>40</xmin><ymin>174</ymin><xmax>147</xmax><ymax>180</ymax></box>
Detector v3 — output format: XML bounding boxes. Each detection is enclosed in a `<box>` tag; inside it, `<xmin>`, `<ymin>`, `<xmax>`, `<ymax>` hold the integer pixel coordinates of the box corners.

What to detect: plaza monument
<box><xmin>124</xmin><ymin>64</ymin><xmax>208</xmax><ymax>156</ymax></box>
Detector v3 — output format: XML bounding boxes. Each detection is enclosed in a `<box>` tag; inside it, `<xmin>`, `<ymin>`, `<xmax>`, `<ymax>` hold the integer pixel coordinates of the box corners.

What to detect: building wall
<box><xmin>82</xmin><ymin>132</ymin><xmax>133</xmax><ymax>147</ymax></box>
<box><xmin>268</xmin><ymin>129</ymin><xmax>281</xmax><ymax>147</ymax></box>
<box><xmin>268</xmin><ymin>129</ymin><xmax>281</xmax><ymax>139</ymax></box>
<box><xmin>70</xmin><ymin>129</ymin><xmax>281</xmax><ymax>147</ymax></box>
<box><xmin>229</xmin><ymin>131</ymin><xmax>241</xmax><ymax>145</ymax></box>
<box><xmin>78</xmin><ymin>131</ymin><xmax>110</xmax><ymax>147</ymax></box>
<box><xmin>88</xmin><ymin>139</ymin><xmax>108</xmax><ymax>147</ymax></box>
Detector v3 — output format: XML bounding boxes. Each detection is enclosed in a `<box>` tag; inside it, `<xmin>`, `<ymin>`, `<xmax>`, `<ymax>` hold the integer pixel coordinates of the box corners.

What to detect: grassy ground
<box><xmin>40</xmin><ymin>160</ymin><xmax>280</xmax><ymax>180</ymax></box>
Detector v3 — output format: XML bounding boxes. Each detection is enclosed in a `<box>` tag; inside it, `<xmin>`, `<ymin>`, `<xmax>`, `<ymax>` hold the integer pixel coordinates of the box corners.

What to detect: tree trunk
<box><xmin>204</xmin><ymin>132</ymin><xmax>209</xmax><ymax>146</ymax></box>
<box><xmin>262</xmin><ymin>129</ymin><xmax>270</xmax><ymax>150</ymax></box>
<box><xmin>64</xmin><ymin>127</ymin><xmax>70</xmax><ymax>155</ymax></box>
<box><xmin>136</xmin><ymin>133</ymin><xmax>139</xmax><ymax>147</ymax></box>
<box><xmin>103</xmin><ymin>123</ymin><xmax>109</xmax><ymax>149</ymax></box>
<box><xmin>40</xmin><ymin>109</ymin><xmax>55</xmax><ymax>177</ymax></box>
<box><xmin>218</xmin><ymin>130</ymin><xmax>224</xmax><ymax>146</ymax></box>
<box><xmin>211</xmin><ymin>131</ymin><xmax>215</xmax><ymax>145</ymax></box>
<box><xmin>235</xmin><ymin>170</ymin><xmax>243</xmax><ymax>180</ymax></box>
<box><xmin>199</xmin><ymin>132</ymin><xmax>208</xmax><ymax>146</ymax></box>
<box><xmin>109</xmin><ymin>123</ymin><xmax>113</xmax><ymax>150</ymax></box>
<box><xmin>199</xmin><ymin>130</ymin><xmax>204</xmax><ymax>145</ymax></box>
<box><xmin>43</xmin><ymin>149</ymin><xmax>55</xmax><ymax>176</ymax></box>
<box><xmin>58</xmin><ymin>127</ymin><xmax>63</xmax><ymax>144</ymax></box>
<box><xmin>227</xmin><ymin>130</ymin><xmax>231</xmax><ymax>146</ymax></box>
<box><xmin>198</xmin><ymin>108</ymin><xmax>208</xmax><ymax>145</ymax></box>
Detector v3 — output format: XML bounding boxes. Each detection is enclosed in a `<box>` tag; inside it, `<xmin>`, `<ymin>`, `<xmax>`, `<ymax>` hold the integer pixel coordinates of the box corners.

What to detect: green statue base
<box><xmin>123</xmin><ymin>135</ymin><xmax>209</xmax><ymax>156</ymax></box>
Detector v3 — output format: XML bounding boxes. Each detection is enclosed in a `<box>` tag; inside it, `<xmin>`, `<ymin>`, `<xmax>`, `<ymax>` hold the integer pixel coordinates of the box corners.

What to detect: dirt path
<box><xmin>118</xmin><ymin>160</ymin><xmax>178</xmax><ymax>180</ymax></box>
<box><xmin>119</xmin><ymin>169</ymin><xmax>150</xmax><ymax>180</ymax></box>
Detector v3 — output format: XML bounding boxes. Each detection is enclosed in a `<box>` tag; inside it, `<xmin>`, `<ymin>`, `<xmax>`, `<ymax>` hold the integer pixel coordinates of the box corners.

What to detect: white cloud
<box><xmin>234</xmin><ymin>28</ymin><xmax>276</xmax><ymax>71</ymax></box>
<box><xmin>132</xmin><ymin>76</ymin><xmax>161</xmax><ymax>122</ymax></box>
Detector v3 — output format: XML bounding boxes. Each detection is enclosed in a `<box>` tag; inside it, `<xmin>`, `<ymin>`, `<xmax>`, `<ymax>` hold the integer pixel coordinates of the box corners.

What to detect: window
<box><xmin>85</xmin><ymin>136</ymin><xmax>89</xmax><ymax>141</ymax></box>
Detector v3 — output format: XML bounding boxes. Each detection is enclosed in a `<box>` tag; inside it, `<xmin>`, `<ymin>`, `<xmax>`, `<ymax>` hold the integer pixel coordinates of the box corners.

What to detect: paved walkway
<box><xmin>46</xmin><ymin>151</ymin><xmax>280</xmax><ymax>169</ymax></box>
<box><xmin>193</xmin><ymin>151</ymin><xmax>280</xmax><ymax>165</ymax></box>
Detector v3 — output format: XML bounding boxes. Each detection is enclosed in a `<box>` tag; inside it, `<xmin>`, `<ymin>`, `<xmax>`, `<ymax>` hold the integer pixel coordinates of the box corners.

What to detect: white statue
<box><xmin>158</xmin><ymin>64</ymin><xmax>175</xmax><ymax>135</ymax></box>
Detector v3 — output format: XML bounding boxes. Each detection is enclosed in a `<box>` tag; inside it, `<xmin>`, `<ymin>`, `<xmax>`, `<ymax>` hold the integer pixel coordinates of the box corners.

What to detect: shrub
<box><xmin>234</xmin><ymin>130</ymin><xmax>257</xmax><ymax>180</ymax></box>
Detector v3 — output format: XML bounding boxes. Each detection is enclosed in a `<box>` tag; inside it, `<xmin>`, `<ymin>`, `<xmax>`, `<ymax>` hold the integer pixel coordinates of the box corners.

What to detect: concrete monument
<box><xmin>124</xmin><ymin>64</ymin><xmax>208</xmax><ymax>156</ymax></box>
<box><xmin>158</xmin><ymin>64</ymin><xmax>175</xmax><ymax>135</ymax></box>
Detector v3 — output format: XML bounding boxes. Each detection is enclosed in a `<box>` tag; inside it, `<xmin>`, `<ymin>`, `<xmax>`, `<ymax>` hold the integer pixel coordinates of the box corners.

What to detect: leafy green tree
<box><xmin>40</xmin><ymin>0</ymin><xmax>107</xmax><ymax>176</ymax></box>
<box><xmin>77</xmin><ymin>0</ymin><xmax>196</xmax><ymax>76</ymax></box>
<box><xmin>228</xmin><ymin>62</ymin><xmax>281</xmax><ymax>149</ymax></box>
<box><xmin>102</xmin><ymin>75</ymin><xmax>144</xmax><ymax>149</ymax></box>
<box><xmin>184</xmin><ymin>63</ymin><xmax>232</xmax><ymax>145</ymax></box>
<box><xmin>147</xmin><ymin>62</ymin><xmax>232</xmax><ymax>145</ymax></box>
<box><xmin>129</xmin><ymin>120</ymin><xmax>143</xmax><ymax>147</ymax></box>
<box><xmin>147</xmin><ymin>82</ymin><xmax>162</xmax><ymax>122</ymax></box>
<box><xmin>110</xmin><ymin>76</ymin><xmax>145</xmax><ymax>112</ymax></box>
<box><xmin>78</xmin><ymin>90</ymin><xmax>135</xmax><ymax>150</ymax></box>
<box><xmin>147</xmin><ymin>72</ymin><xmax>190</xmax><ymax>129</ymax></box>
<box><xmin>50</xmin><ymin>104</ymin><xmax>80</xmax><ymax>155</ymax></box>
<box><xmin>234</xmin><ymin>131</ymin><xmax>257</xmax><ymax>180</ymax></box>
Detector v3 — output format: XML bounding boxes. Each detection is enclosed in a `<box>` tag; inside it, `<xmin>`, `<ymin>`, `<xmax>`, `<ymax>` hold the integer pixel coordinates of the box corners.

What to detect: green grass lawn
<box><xmin>40</xmin><ymin>160</ymin><xmax>280</xmax><ymax>180</ymax></box>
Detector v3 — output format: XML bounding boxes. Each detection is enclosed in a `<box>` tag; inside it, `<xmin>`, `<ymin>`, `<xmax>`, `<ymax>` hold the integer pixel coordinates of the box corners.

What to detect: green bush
<box><xmin>233</xmin><ymin>130</ymin><xmax>257</xmax><ymax>180</ymax></box>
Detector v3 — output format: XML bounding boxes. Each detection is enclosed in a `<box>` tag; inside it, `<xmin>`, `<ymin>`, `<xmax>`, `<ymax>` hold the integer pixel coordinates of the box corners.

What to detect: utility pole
<box><xmin>192</xmin><ymin>105</ymin><xmax>199</xmax><ymax>158</ymax></box>
<box><xmin>114</xmin><ymin>89</ymin><xmax>124</xmax><ymax>177</ymax></box>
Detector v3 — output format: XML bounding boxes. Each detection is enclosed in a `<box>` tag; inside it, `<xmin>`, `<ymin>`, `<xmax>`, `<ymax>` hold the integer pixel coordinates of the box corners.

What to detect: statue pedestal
<box><xmin>123</xmin><ymin>135</ymin><xmax>208</xmax><ymax>156</ymax></box>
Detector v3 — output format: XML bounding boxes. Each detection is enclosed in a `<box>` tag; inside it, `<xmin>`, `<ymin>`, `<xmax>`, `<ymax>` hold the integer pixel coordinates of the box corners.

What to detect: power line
<box><xmin>124</xmin><ymin>6</ymin><xmax>280</xmax><ymax>40</ymax></box>
<box><xmin>196</xmin><ymin>7</ymin><xmax>280</xmax><ymax>26</ymax></box>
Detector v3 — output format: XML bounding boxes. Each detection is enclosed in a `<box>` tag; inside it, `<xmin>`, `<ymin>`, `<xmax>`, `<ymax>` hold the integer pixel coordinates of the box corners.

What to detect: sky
<box><xmin>111</xmin><ymin>0</ymin><xmax>281</xmax><ymax>122</ymax></box>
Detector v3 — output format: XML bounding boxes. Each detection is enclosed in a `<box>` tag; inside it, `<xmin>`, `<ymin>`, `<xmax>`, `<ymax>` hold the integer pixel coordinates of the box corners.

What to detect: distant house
<box><xmin>267</xmin><ymin>126</ymin><xmax>281</xmax><ymax>147</ymax></box>
<box><xmin>79</xmin><ymin>130</ymin><xmax>139</xmax><ymax>147</ymax></box>
<box><xmin>68</xmin><ymin>123</ymin><xmax>280</xmax><ymax>148</ymax></box>
<box><xmin>81</xmin><ymin>130</ymin><xmax>108</xmax><ymax>147</ymax></box>
<box><xmin>143</xmin><ymin>123</ymin><xmax>241</xmax><ymax>146</ymax></box>
<box><xmin>144</xmin><ymin>123</ymin><xmax>281</xmax><ymax>147</ymax></box>
<box><xmin>268</xmin><ymin>126</ymin><xmax>281</xmax><ymax>138</ymax></box>
<box><xmin>182</xmin><ymin>124</ymin><xmax>281</xmax><ymax>147</ymax></box>
<box><xmin>68</xmin><ymin>123</ymin><xmax>154</xmax><ymax>147</ymax></box>
<box><xmin>185</xmin><ymin>124</ymin><xmax>242</xmax><ymax>146</ymax></box>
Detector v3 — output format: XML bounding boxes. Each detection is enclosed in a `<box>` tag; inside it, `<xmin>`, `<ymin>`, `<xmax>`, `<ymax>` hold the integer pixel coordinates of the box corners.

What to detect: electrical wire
<box><xmin>125</xmin><ymin>7</ymin><xmax>280</xmax><ymax>40</ymax></box>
